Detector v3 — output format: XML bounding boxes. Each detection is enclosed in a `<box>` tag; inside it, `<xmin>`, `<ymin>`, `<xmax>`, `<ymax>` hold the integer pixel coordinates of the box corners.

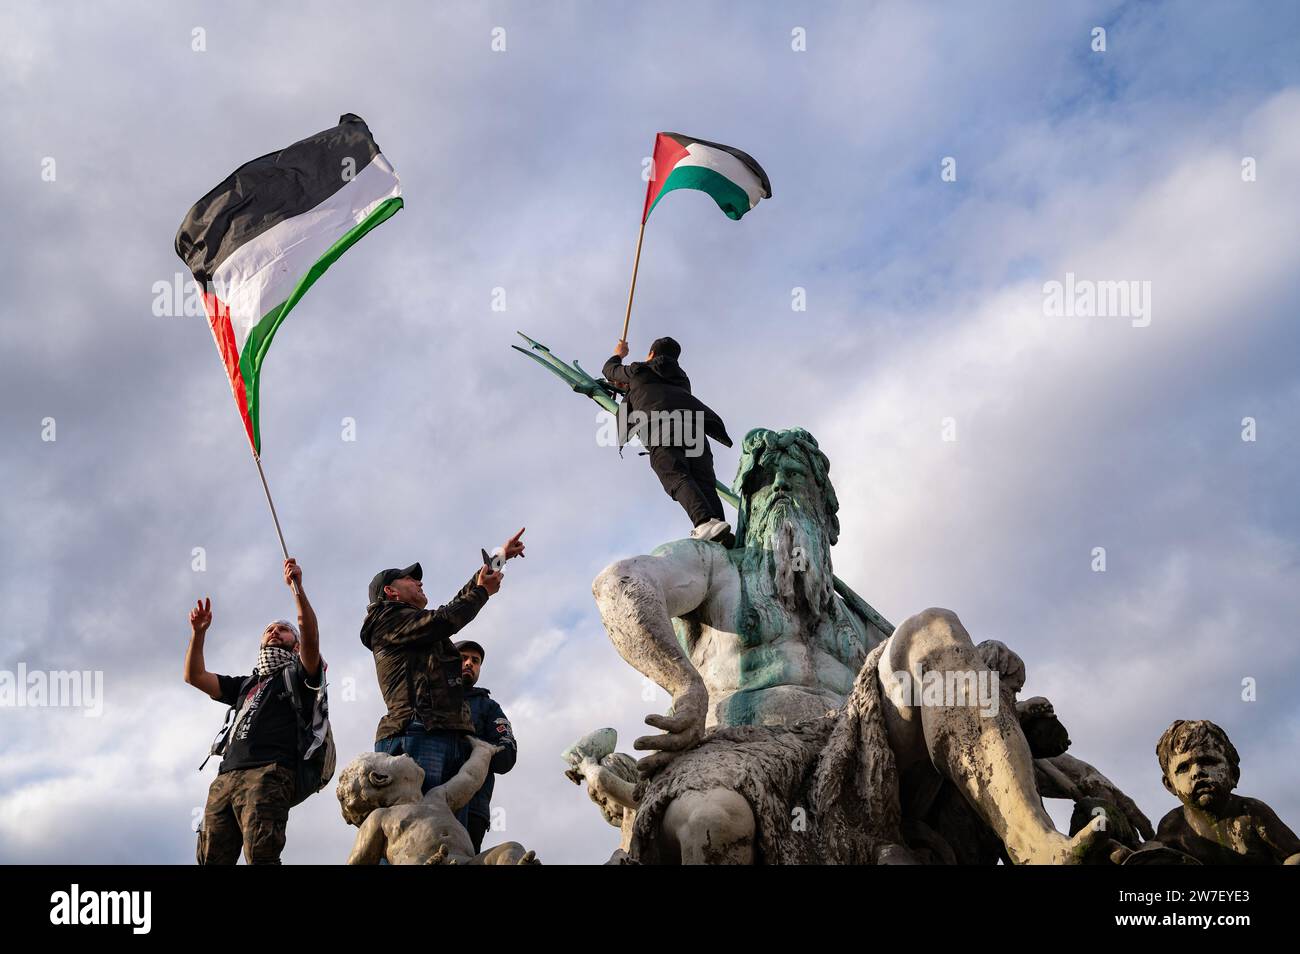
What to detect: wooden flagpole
<box><xmin>253</xmin><ymin>453</ymin><xmax>300</xmax><ymax>595</ymax></box>
<box><xmin>620</xmin><ymin>216</ymin><xmax>648</xmax><ymax>344</ymax></box>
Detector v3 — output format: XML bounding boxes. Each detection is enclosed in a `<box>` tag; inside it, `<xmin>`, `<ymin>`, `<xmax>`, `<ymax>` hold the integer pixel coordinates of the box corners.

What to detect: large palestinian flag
<box><xmin>175</xmin><ymin>113</ymin><xmax>402</xmax><ymax>454</ymax></box>
<box><xmin>642</xmin><ymin>132</ymin><xmax>771</xmax><ymax>223</ymax></box>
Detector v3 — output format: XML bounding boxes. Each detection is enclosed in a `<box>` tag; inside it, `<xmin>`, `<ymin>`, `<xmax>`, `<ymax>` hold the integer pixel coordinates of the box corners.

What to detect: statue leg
<box><xmin>877</xmin><ymin>607</ymin><xmax>1103</xmax><ymax>865</ymax></box>
<box><xmin>661</xmin><ymin>788</ymin><xmax>756</xmax><ymax>864</ymax></box>
<box><xmin>475</xmin><ymin>842</ymin><xmax>538</xmax><ymax>864</ymax></box>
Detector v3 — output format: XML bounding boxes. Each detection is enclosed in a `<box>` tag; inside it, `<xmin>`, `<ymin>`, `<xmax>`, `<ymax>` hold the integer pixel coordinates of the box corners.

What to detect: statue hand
<box><xmin>634</xmin><ymin>685</ymin><xmax>707</xmax><ymax>776</ymax></box>
<box><xmin>1016</xmin><ymin>695</ymin><xmax>1055</xmax><ymax>720</ymax></box>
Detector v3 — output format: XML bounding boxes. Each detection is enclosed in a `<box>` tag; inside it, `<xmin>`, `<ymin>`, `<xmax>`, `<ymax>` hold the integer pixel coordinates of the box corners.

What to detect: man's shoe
<box><xmin>690</xmin><ymin>519</ymin><xmax>732</xmax><ymax>544</ymax></box>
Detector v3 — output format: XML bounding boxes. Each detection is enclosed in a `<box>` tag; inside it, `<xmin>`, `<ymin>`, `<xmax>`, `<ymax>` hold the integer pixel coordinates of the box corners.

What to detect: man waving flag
<box><xmin>175</xmin><ymin>113</ymin><xmax>402</xmax><ymax>454</ymax></box>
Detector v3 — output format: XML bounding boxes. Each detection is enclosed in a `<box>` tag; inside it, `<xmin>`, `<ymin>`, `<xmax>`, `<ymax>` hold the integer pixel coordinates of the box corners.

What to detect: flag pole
<box><xmin>619</xmin><ymin>216</ymin><xmax>647</xmax><ymax>344</ymax></box>
<box><xmin>253</xmin><ymin>453</ymin><xmax>301</xmax><ymax>595</ymax></box>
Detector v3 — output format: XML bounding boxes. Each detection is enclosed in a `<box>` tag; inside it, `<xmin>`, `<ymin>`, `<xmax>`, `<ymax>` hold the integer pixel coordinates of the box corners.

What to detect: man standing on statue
<box><xmin>360</xmin><ymin>529</ymin><xmax>524</xmax><ymax>828</ymax></box>
<box><xmin>604</xmin><ymin>336</ymin><xmax>734</xmax><ymax>545</ymax></box>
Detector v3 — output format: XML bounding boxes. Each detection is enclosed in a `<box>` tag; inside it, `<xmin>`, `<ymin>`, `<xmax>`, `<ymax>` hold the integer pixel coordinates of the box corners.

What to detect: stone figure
<box><xmin>338</xmin><ymin>737</ymin><xmax>539</xmax><ymax>865</ymax></box>
<box><xmin>1139</xmin><ymin>719</ymin><xmax>1300</xmax><ymax>865</ymax></box>
<box><xmin>592</xmin><ymin>426</ymin><xmax>1135</xmax><ymax>864</ymax></box>
<box><xmin>563</xmin><ymin>728</ymin><xmax>640</xmax><ymax>862</ymax></box>
<box><xmin>994</xmin><ymin>655</ymin><xmax>1152</xmax><ymax>849</ymax></box>
<box><xmin>897</xmin><ymin>646</ymin><xmax>1151</xmax><ymax>864</ymax></box>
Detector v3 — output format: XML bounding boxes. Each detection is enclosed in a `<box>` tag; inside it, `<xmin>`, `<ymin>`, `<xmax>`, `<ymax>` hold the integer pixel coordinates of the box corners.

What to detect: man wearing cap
<box><xmin>605</xmin><ymin>336</ymin><xmax>733</xmax><ymax>544</ymax></box>
<box><xmin>360</xmin><ymin>529</ymin><xmax>524</xmax><ymax>826</ymax></box>
<box><xmin>456</xmin><ymin>638</ymin><xmax>517</xmax><ymax>853</ymax></box>
<box><xmin>185</xmin><ymin>557</ymin><xmax>322</xmax><ymax>865</ymax></box>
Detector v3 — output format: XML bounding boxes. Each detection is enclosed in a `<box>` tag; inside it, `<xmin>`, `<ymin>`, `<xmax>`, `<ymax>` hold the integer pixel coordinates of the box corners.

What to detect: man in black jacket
<box><xmin>604</xmin><ymin>336</ymin><xmax>733</xmax><ymax>544</ymax></box>
<box><xmin>360</xmin><ymin>529</ymin><xmax>524</xmax><ymax>825</ymax></box>
<box><xmin>456</xmin><ymin>639</ymin><xmax>517</xmax><ymax>852</ymax></box>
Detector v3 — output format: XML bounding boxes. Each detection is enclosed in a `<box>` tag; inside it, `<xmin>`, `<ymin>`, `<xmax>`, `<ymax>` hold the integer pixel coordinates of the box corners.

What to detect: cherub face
<box><xmin>1163</xmin><ymin>742</ymin><xmax>1234</xmax><ymax>812</ymax></box>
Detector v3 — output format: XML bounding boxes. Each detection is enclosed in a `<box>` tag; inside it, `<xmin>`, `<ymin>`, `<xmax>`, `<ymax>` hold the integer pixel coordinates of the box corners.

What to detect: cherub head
<box><xmin>337</xmin><ymin>752</ymin><xmax>426</xmax><ymax>827</ymax></box>
<box><xmin>1156</xmin><ymin>719</ymin><xmax>1241</xmax><ymax>814</ymax></box>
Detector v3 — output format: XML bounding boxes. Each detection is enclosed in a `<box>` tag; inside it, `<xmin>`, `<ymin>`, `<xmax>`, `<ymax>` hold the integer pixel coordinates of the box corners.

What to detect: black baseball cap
<box><xmin>455</xmin><ymin>639</ymin><xmax>486</xmax><ymax>661</ymax></box>
<box><xmin>368</xmin><ymin>562</ymin><xmax>422</xmax><ymax>603</ymax></box>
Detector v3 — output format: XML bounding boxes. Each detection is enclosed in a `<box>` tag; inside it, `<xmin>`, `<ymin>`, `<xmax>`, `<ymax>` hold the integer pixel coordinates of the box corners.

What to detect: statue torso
<box><xmin>673</xmin><ymin>549</ymin><xmax>877</xmax><ymax>729</ymax></box>
<box><xmin>383</xmin><ymin>800</ymin><xmax>476</xmax><ymax>864</ymax></box>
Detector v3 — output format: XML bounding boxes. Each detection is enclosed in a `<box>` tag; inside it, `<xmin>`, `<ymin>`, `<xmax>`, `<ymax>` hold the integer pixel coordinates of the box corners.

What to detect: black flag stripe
<box><xmin>175</xmin><ymin>113</ymin><xmax>383</xmax><ymax>285</ymax></box>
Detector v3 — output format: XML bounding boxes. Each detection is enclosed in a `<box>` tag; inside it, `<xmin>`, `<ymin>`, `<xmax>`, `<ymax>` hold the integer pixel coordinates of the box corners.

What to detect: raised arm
<box><xmin>284</xmin><ymin>558</ymin><xmax>320</xmax><ymax>679</ymax></box>
<box><xmin>602</xmin><ymin>340</ymin><xmax>634</xmax><ymax>391</ymax></box>
<box><xmin>591</xmin><ymin>540</ymin><xmax>722</xmax><ymax>774</ymax></box>
<box><xmin>183</xmin><ymin>598</ymin><xmax>222</xmax><ymax>700</ymax></box>
<box><xmin>436</xmin><ymin>736</ymin><xmax>499</xmax><ymax>814</ymax></box>
<box><xmin>375</xmin><ymin>574</ymin><xmax>491</xmax><ymax>651</ymax></box>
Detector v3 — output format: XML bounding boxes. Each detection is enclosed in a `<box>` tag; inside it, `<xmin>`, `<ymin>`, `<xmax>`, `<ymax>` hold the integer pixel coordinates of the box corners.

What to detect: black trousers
<box><xmin>648</xmin><ymin>443</ymin><xmax>725</xmax><ymax>527</ymax></box>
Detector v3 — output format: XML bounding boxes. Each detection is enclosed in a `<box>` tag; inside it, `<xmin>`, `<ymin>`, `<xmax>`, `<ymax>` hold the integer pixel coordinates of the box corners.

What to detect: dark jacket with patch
<box><xmin>465</xmin><ymin>685</ymin><xmax>516</xmax><ymax>822</ymax></box>
<box><xmin>360</xmin><ymin>574</ymin><xmax>487</xmax><ymax>741</ymax></box>
<box><xmin>602</xmin><ymin>354</ymin><xmax>732</xmax><ymax>449</ymax></box>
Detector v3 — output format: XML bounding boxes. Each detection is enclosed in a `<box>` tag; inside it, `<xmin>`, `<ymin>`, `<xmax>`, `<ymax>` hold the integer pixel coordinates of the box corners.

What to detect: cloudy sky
<box><xmin>1</xmin><ymin>1</ymin><xmax>1297</xmax><ymax>864</ymax></box>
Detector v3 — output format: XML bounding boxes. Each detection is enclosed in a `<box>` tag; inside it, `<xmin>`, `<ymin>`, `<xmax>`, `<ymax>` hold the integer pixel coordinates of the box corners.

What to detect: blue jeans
<box><xmin>375</xmin><ymin>722</ymin><xmax>470</xmax><ymax>827</ymax></box>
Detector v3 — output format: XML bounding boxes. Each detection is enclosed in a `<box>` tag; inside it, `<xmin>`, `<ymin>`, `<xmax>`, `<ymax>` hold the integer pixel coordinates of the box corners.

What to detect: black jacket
<box><xmin>465</xmin><ymin>686</ymin><xmax>516</xmax><ymax>821</ymax></box>
<box><xmin>359</xmin><ymin>574</ymin><xmax>487</xmax><ymax>740</ymax></box>
<box><xmin>602</xmin><ymin>354</ymin><xmax>732</xmax><ymax>449</ymax></box>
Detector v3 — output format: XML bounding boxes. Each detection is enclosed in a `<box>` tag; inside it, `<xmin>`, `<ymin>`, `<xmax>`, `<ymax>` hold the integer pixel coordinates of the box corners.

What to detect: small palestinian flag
<box><xmin>642</xmin><ymin>132</ymin><xmax>771</xmax><ymax>223</ymax></box>
<box><xmin>175</xmin><ymin>113</ymin><xmax>402</xmax><ymax>454</ymax></box>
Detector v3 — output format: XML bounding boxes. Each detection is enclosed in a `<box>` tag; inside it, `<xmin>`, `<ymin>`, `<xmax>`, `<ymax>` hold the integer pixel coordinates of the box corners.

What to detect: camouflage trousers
<box><xmin>197</xmin><ymin>762</ymin><xmax>295</xmax><ymax>865</ymax></box>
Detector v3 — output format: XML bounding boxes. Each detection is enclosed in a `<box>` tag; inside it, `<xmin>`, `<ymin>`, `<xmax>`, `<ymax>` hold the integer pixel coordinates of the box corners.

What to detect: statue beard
<box><xmin>748</xmin><ymin>494</ymin><xmax>835</xmax><ymax>621</ymax></box>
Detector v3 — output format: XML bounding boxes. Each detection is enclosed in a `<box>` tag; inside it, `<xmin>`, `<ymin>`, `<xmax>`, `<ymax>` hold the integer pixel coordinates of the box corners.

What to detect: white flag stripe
<box><xmin>212</xmin><ymin>154</ymin><xmax>401</xmax><ymax>345</ymax></box>
<box><xmin>675</xmin><ymin>144</ymin><xmax>765</xmax><ymax>209</ymax></box>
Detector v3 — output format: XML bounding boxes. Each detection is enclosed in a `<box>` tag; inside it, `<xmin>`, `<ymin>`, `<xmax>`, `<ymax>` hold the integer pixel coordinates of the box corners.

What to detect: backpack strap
<box><xmin>283</xmin><ymin>661</ymin><xmax>329</xmax><ymax>760</ymax></box>
<box><xmin>199</xmin><ymin>674</ymin><xmax>257</xmax><ymax>770</ymax></box>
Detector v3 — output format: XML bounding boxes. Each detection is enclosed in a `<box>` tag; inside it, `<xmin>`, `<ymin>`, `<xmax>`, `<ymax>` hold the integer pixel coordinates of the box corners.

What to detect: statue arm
<box><xmin>436</xmin><ymin>736</ymin><xmax>499</xmax><ymax>813</ymax></box>
<box><xmin>346</xmin><ymin>812</ymin><xmax>388</xmax><ymax>865</ymax></box>
<box><xmin>1246</xmin><ymin>797</ymin><xmax>1300</xmax><ymax>862</ymax></box>
<box><xmin>592</xmin><ymin>541</ymin><xmax>718</xmax><ymax>775</ymax></box>
<box><xmin>1042</xmin><ymin>752</ymin><xmax>1155</xmax><ymax>841</ymax></box>
<box><xmin>580</xmin><ymin>758</ymin><xmax>640</xmax><ymax>810</ymax></box>
<box><xmin>1033</xmin><ymin>757</ymin><xmax>1084</xmax><ymax>801</ymax></box>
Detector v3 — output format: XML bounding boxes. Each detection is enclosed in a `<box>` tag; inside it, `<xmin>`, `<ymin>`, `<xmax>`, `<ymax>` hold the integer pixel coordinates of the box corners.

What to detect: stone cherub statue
<box><xmin>1137</xmin><ymin>719</ymin><xmax>1300</xmax><ymax>865</ymax></box>
<box><xmin>592</xmin><ymin>426</ymin><xmax>1142</xmax><ymax>864</ymax></box>
<box><xmin>338</xmin><ymin>737</ymin><xmax>539</xmax><ymax>865</ymax></box>
<box><xmin>562</xmin><ymin>728</ymin><xmax>640</xmax><ymax>862</ymax></box>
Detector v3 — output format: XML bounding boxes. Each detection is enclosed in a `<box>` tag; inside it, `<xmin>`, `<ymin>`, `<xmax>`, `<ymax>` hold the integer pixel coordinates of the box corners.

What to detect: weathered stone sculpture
<box><xmin>895</xmin><ymin>646</ymin><xmax>1151</xmax><ymax>864</ymax></box>
<box><xmin>563</xmin><ymin>728</ymin><xmax>640</xmax><ymax>863</ymax></box>
<box><xmin>1135</xmin><ymin>719</ymin><xmax>1300</xmax><ymax>865</ymax></box>
<box><xmin>338</xmin><ymin>738</ymin><xmax>539</xmax><ymax>864</ymax></box>
<box><xmin>591</xmin><ymin>426</ymin><xmax>1138</xmax><ymax>864</ymax></box>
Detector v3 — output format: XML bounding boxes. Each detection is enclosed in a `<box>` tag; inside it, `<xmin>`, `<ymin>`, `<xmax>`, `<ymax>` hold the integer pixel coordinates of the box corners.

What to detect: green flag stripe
<box><xmin>238</xmin><ymin>195</ymin><xmax>405</xmax><ymax>453</ymax></box>
<box><xmin>646</xmin><ymin>166</ymin><xmax>754</xmax><ymax>221</ymax></box>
